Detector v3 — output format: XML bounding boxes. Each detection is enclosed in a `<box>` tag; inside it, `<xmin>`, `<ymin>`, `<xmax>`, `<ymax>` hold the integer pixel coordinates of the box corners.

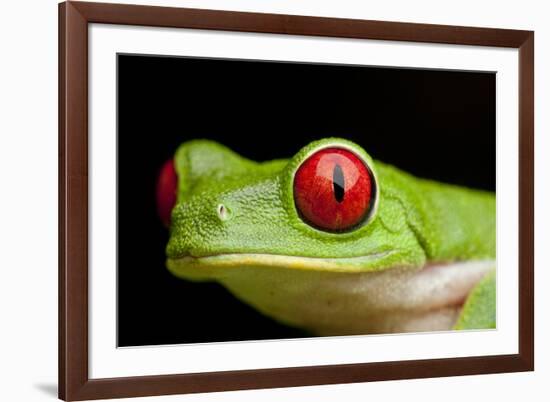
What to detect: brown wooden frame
<box><xmin>59</xmin><ymin>1</ymin><xmax>534</xmax><ymax>400</ymax></box>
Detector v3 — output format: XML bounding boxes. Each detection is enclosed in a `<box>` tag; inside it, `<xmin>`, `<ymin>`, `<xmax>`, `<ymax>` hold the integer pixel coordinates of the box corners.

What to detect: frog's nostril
<box><xmin>216</xmin><ymin>204</ymin><xmax>231</xmax><ymax>221</ymax></box>
<box><xmin>156</xmin><ymin>159</ymin><xmax>178</xmax><ymax>227</ymax></box>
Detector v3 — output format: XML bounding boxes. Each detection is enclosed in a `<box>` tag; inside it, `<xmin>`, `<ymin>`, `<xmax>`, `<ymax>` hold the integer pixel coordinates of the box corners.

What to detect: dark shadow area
<box><xmin>34</xmin><ymin>383</ymin><xmax>58</xmax><ymax>398</ymax></box>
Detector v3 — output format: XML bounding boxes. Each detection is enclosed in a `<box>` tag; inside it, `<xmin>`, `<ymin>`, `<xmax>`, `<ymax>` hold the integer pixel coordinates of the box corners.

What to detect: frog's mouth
<box><xmin>169</xmin><ymin>250</ymin><xmax>395</xmax><ymax>274</ymax></box>
<box><xmin>167</xmin><ymin>252</ymin><xmax>494</xmax><ymax>312</ymax></box>
<box><xmin>167</xmin><ymin>254</ymin><xmax>494</xmax><ymax>302</ymax></box>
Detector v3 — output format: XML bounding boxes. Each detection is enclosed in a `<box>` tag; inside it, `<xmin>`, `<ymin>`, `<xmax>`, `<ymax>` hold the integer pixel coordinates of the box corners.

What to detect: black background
<box><xmin>117</xmin><ymin>54</ymin><xmax>495</xmax><ymax>347</ymax></box>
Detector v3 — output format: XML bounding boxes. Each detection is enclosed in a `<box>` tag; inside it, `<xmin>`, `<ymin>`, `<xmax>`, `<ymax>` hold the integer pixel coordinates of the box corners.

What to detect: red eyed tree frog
<box><xmin>156</xmin><ymin>138</ymin><xmax>496</xmax><ymax>335</ymax></box>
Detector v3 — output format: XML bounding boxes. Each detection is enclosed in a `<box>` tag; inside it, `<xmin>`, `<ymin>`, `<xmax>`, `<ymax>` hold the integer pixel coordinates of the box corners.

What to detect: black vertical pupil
<box><xmin>333</xmin><ymin>164</ymin><xmax>345</xmax><ymax>203</ymax></box>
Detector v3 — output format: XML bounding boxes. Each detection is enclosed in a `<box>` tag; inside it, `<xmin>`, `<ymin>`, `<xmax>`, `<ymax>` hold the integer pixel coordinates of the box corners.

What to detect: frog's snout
<box><xmin>156</xmin><ymin>158</ymin><xmax>177</xmax><ymax>227</ymax></box>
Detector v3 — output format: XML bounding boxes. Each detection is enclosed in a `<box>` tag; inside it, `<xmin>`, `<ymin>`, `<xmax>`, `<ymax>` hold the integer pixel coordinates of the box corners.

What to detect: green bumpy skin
<box><xmin>454</xmin><ymin>270</ymin><xmax>496</xmax><ymax>330</ymax></box>
<box><xmin>166</xmin><ymin>138</ymin><xmax>496</xmax><ymax>335</ymax></box>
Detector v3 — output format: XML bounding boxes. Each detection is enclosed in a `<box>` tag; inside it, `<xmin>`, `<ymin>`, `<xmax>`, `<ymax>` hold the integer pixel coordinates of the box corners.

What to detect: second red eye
<box><xmin>156</xmin><ymin>158</ymin><xmax>178</xmax><ymax>227</ymax></box>
<box><xmin>293</xmin><ymin>148</ymin><xmax>374</xmax><ymax>232</ymax></box>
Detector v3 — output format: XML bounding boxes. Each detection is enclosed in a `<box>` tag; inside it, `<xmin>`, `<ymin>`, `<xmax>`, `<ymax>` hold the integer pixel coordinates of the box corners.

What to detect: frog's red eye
<box><xmin>293</xmin><ymin>148</ymin><xmax>374</xmax><ymax>232</ymax></box>
<box><xmin>156</xmin><ymin>159</ymin><xmax>178</xmax><ymax>227</ymax></box>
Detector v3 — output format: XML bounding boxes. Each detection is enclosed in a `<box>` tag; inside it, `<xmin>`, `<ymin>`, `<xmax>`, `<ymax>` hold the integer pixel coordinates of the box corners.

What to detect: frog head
<box><xmin>159</xmin><ymin>138</ymin><xmax>425</xmax><ymax>280</ymax></box>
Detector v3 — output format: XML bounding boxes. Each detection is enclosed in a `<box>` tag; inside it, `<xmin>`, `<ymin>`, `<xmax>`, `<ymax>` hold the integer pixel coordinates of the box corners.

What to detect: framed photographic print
<box><xmin>59</xmin><ymin>1</ymin><xmax>534</xmax><ymax>400</ymax></box>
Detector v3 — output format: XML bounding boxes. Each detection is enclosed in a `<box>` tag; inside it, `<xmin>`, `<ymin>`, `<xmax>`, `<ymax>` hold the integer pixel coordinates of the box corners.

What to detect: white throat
<box><xmin>216</xmin><ymin>259</ymin><xmax>495</xmax><ymax>335</ymax></box>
